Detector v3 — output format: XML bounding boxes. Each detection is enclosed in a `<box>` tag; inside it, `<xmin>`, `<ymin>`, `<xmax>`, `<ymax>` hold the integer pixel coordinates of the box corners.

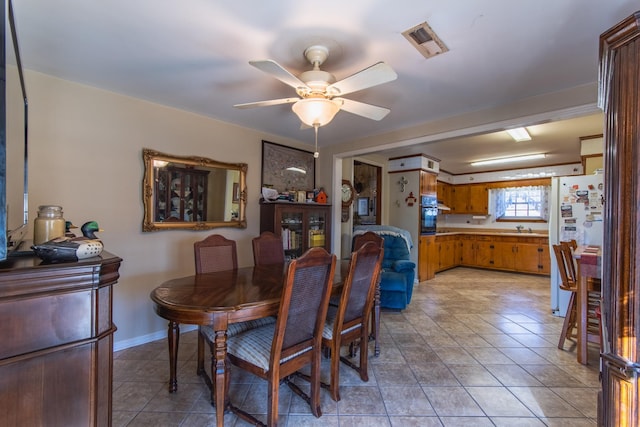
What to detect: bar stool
<box><xmin>553</xmin><ymin>242</ymin><xmax>601</xmax><ymax>351</ymax></box>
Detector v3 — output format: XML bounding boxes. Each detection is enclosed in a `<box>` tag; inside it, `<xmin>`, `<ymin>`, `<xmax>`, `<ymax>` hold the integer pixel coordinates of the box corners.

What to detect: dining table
<box><xmin>573</xmin><ymin>244</ymin><xmax>602</xmax><ymax>365</ymax></box>
<box><xmin>150</xmin><ymin>258</ymin><xmax>379</xmax><ymax>427</ymax></box>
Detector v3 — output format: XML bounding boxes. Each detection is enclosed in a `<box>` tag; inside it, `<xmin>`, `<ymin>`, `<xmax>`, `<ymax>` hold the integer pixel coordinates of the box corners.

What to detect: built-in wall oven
<box><xmin>420</xmin><ymin>195</ymin><xmax>437</xmax><ymax>235</ymax></box>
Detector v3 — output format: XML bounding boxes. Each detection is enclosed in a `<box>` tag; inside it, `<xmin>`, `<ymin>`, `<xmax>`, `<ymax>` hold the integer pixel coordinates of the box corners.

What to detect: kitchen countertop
<box><xmin>435</xmin><ymin>229</ymin><xmax>548</xmax><ymax>237</ymax></box>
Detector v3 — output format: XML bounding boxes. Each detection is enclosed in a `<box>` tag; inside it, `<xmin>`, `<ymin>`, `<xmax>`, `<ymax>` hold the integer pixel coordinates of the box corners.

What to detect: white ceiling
<box><xmin>11</xmin><ymin>0</ymin><xmax>638</xmax><ymax>173</ymax></box>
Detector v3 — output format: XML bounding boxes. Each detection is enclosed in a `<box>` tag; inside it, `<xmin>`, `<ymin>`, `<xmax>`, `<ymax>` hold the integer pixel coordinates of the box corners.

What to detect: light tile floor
<box><xmin>113</xmin><ymin>267</ymin><xmax>600</xmax><ymax>426</ymax></box>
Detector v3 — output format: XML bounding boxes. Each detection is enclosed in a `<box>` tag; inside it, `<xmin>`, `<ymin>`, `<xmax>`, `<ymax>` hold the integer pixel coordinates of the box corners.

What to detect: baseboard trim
<box><xmin>114</xmin><ymin>324</ymin><xmax>198</xmax><ymax>352</ymax></box>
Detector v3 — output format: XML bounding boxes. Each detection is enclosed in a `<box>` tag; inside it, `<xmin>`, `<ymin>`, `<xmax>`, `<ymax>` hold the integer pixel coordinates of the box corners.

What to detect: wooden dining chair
<box><xmin>554</xmin><ymin>242</ymin><xmax>601</xmax><ymax>351</ymax></box>
<box><xmin>193</xmin><ymin>234</ymin><xmax>275</xmax><ymax>404</ymax></box>
<box><xmin>352</xmin><ymin>231</ymin><xmax>384</xmax><ymax>251</ymax></box>
<box><xmin>321</xmin><ymin>240</ymin><xmax>383</xmax><ymax>401</ymax></box>
<box><xmin>252</xmin><ymin>231</ymin><xmax>285</xmax><ymax>265</ymax></box>
<box><xmin>194</xmin><ymin>234</ymin><xmax>238</xmax><ymax>273</ymax></box>
<box><xmin>226</xmin><ymin>247</ymin><xmax>336</xmax><ymax>426</ymax></box>
<box><xmin>553</xmin><ymin>243</ymin><xmax>579</xmax><ymax>349</ymax></box>
<box><xmin>352</xmin><ymin>231</ymin><xmax>384</xmax><ymax>351</ymax></box>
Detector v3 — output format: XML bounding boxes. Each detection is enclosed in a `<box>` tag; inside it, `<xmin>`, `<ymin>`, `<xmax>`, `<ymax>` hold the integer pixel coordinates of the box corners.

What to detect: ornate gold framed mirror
<box><xmin>142</xmin><ymin>148</ymin><xmax>247</xmax><ymax>231</ymax></box>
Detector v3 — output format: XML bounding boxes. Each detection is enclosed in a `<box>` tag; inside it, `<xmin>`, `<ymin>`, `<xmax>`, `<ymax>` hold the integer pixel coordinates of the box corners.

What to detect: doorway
<box><xmin>353</xmin><ymin>160</ymin><xmax>381</xmax><ymax>226</ymax></box>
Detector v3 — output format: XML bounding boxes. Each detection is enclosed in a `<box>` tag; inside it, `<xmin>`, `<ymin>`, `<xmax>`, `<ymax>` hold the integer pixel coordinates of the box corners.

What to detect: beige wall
<box><xmin>25</xmin><ymin>70</ymin><xmax>310</xmax><ymax>348</ymax></box>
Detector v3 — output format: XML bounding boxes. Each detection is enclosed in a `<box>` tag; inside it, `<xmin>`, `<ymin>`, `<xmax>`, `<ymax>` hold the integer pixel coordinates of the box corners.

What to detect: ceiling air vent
<box><xmin>402</xmin><ymin>21</ymin><xmax>448</xmax><ymax>59</ymax></box>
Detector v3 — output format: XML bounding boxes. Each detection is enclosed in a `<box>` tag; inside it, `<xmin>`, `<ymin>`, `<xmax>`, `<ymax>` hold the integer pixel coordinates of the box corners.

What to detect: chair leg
<box><xmin>196</xmin><ymin>327</ymin><xmax>205</xmax><ymax>376</ymax></box>
<box><xmin>558</xmin><ymin>292</ymin><xmax>577</xmax><ymax>349</ymax></box>
<box><xmin>329</xmin><ymin>339</ymin><xmax>341</xmax><ymax>401</ymax></box>
<box><xmin>310</xmin><ymin>349</ymin><xmax>322</xmax><ymax>418</ymax></box>
<box><xmin>358</xmin><ymin>330</ymin><xmax>369</xmax><ymax>382</ymax></box>
<box><xmin>267</xmin><ymin>379</ymin><xmax>279</xmax><ymax>426</ymax></box>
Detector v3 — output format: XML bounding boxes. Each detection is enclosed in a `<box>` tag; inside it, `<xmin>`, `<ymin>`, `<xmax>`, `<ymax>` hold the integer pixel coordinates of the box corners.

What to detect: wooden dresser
<box><xmin>0</xmin><ymin>251</ymin><xmax>122</xmax><ymax>426</ymax></box>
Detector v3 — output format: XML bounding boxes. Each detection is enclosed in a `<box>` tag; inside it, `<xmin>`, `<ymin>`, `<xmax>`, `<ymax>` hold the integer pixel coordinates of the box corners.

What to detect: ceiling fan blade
<box><xmin>336</xmin><ymin>98</ymin><xmax>390</xmax><ymax>121</ymax></box>
<box><xmin>249</xmin><ymin>60</ymin><xmax>309</xmax><ymax>90</ymax></box>
<box><xmin>233</xmin><ymin>97</ymin><xmax>299</xmax><ymax>109</ymax></box>
<box><xmin>327</xmin><ymin>62</ymin><xmax>397</xmax><ymax>96</ymax></box>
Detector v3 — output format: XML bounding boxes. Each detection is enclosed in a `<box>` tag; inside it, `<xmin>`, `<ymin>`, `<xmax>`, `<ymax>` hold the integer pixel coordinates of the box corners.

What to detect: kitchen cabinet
<box><xmin>260</xmin><ymin>202</ymin><xmax>331</xmax><ymax>258</ymax></box>
<box><xmin>426</xmin><ymin>232</ymin><xmax>550</xmax><ymax>279</ymax></box>
<box><xmin>418</xmin><ymin>235</ymin><xmax>436</xmax><ymax>281</ymax></box>
<box><xmin>436</xmin><ymin>234</ymin><xmax>459</xmax><ymax>272</ymax></box>
<box><xmin>448</xmin><ymin>183</ymin><xmax>489</xmax><ymax>215</ymax></box>
<box><xmin>456</xmin><ymin>233</ymin><xmax>548</xmax><ymax>275</ymax></box>
<box><xmin>468</xmin><ymin>184</ymin><xmax>489</xmax><ymax>214</ymax></box>
<box><xmin>436</xmin><ymin>181</ymin><xmax>452</xmax><ymax>208</ymax></box>
<box><xmin>459</xmin><ymin>235</ymin><xmax>492</xmax><ymax>267</ymax></box>
<box><xmin>490</xmin><ymin>238</ymin><xmax>517</xmax><ymax>270</ymax></box>
<box><xmin>420</xmin><ymin>171</ymin><xmax>437</xmax><ymax>196</ymax></box>
<box><xmin>450</xmin><ymin>185</ymin><xmax>469</xmax><ymax>213</ymax></box>
<box><xmin>489</xmin><ymin>235</ymin><xmax>549</xmax><ymax>274</ymax></box>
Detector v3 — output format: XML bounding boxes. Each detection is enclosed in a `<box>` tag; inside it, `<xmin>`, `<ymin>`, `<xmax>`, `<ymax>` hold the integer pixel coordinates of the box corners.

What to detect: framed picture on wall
<box><xmin>261</xmin><ymin>140</ymin><xmax>315</xmax><ymax>192</ymax></box>
<box><xmin>357</xmin><ymin>197</ymin><xmax>369</xmax><ymax>216</ymax></box>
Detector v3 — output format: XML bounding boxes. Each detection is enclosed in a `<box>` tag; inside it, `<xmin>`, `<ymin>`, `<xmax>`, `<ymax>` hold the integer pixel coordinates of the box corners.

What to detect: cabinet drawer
<box><xmin>0</xmin><ymin>290</ymin><xmax>93</xmax><ymax>360</ymax></box>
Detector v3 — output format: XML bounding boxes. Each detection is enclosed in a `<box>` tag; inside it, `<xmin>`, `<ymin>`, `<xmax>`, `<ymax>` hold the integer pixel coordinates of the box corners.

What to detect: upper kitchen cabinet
<box><xmin>420</xmin><ymin>171</ymin><xmax>437</xmax><ymax>196</ymax></box>
<box><xmin>436</xmin><ymin>181</ymin><xmax>452</xmax><ymax>208</ymax></box>
<box><xmin>450</xmin><ymin>184</ymin><xmax>488</xmax><ymax>214</ymax></box>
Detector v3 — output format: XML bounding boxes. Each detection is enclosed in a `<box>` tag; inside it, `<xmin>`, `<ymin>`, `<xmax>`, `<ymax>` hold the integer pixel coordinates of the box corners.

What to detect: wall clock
<box><xmin>341</xmin><ymin>180</ymin><xmax>355</xmax><ymax>207</ymax></box>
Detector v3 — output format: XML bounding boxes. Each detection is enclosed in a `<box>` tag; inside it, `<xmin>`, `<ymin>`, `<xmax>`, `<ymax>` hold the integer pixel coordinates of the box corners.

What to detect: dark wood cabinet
<box><xmin>260</xmin><ymin>202</ymin><xmax>331</xmax><ymax>258</ymax></box>
<box><xmin>0</xmin><ymin>252</ymin><xmax>122</xmax><ymax>427</ymax></box>
<box><xmin>154</xmin><ymin>166</ymin><xmax>209</xmax><ymax>222</ymax></box>
<box><xmin>599</xmin><ymin>11</ymin><xmax>640</xmax><ymax>426</ymax></box>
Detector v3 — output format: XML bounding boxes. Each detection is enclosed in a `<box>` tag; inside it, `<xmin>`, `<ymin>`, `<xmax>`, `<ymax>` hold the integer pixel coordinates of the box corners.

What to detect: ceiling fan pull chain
<box><xmin>314</xmin><ymin>124</ymin><xmax>320</xmax><ymax>158</ymax></box>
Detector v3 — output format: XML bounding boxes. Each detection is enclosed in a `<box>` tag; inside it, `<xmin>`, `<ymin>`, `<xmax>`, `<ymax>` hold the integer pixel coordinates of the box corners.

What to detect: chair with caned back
<box><xmin>194</xmin><ymin>234</ymin><xmax>238</xmax><ymax>273</ymax></box>
<box><xmin>252</xmin><ymin>231</ymin><xmax>285</xmax><ymax>266</ymax></box>
<box><xmin>226</xmin><ymin>247</ymin><xmax>336</xmax><ymax>426</ymax></box>
<box><xmin>553</xmin><ymin>241</ymin><xmax>601</xmax><ymax>351</ymax></box>
<box><xmin>321</xmin><ymin>240</ymin><xmax>383</xmax><ymax>401</ymax></box>
<box><xmin>351</xmin><ymin>231</ymin><xmax>384</xmax><ymax>354</ymax></box>
<box><xmin>352</xmin><ymin>231</ymin><xmax>384</xmax><ymax>251</ymax></box>
<box><xmin>193</xmin><ymin>234</ymin><xmax>275</xmax><ymax>404</ymax></box>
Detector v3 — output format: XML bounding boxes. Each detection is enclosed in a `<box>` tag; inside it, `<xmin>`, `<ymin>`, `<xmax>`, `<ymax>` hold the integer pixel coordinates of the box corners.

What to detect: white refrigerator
<box><xmin>548</xmin><ymin>173</ymin><xmax>604</xmax><ymax>317</ymax></box>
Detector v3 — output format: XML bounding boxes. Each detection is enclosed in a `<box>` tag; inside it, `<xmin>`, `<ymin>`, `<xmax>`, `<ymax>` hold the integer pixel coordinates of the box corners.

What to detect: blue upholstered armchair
<box><xmin>353</xmin><ymin>225</ymin><xmax>416</xmax><ymax>310</ymax></box>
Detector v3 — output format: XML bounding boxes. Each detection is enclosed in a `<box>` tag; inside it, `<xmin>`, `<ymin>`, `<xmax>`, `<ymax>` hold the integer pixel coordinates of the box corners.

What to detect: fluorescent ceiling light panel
<box><xmin>506</xmin><ymin>127</ymin><xmax>532</xmax><ymax>142</ymax></box>
<box><xmin>471</xmin><ymin>153</ymin><xmax>546</xmax><ymax>167</ymax></box>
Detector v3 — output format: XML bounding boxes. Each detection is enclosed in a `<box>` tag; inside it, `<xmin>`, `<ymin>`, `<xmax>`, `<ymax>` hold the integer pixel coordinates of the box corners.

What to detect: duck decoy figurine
<box><xmin>32</xmin><ymin>221</ymin><xmax>104</xmax><ymax>262</ymax></box>
<box><xmin>65</xmin><ymin>221</ymin><xmax>78</xmax><ymax>238</ymax></box>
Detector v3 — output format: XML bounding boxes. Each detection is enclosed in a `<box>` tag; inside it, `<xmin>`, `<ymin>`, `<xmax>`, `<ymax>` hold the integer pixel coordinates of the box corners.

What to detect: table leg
<box><xmin>373</xmin><ymin>280</ymin><xmax>381</xmax><ymax>357</ymax></box>
<box><xmin>213</xmin><ymin>327</ymin><xmax>229</xmax><ymax>426</ymax></box>
<box><xmin>577</xmin><ymin>272</ymin><xmax>588</xmax><ymax>365</ymax></box>
<box><xmin>167</xmin><ymin>321</ymin><xmax>180</xmax><ymax>392</ymax></box>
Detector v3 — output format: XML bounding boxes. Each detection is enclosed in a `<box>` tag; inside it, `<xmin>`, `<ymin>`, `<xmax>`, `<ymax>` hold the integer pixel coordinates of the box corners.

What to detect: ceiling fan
<box><xmin>233</xmin><ymin>45</ymin><xmax>398</xmax><ymax>128</ymax></box>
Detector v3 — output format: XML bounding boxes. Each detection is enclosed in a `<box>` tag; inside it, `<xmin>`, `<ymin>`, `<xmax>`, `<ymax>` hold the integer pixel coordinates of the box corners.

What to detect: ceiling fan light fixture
<box><xmin>506</xmin><ymin>127</ymin><xmax>532</xmax><ymax>142</ymax></box>
<box><xmin>292</xmin><ymin>98</ymin><xmax>340</xmax><ymax>127</ymax></box>
<box><xmin>471</xmin><ymin>153</ymin><xmax>546</xmax><ymax>167</ymax></box>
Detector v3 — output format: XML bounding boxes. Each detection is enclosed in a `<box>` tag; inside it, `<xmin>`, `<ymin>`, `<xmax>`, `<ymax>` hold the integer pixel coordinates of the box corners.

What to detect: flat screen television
<box><xmin>0</xmin><ymin>0</ymin><xmax>28</xmax><ymax>261</ymax></box>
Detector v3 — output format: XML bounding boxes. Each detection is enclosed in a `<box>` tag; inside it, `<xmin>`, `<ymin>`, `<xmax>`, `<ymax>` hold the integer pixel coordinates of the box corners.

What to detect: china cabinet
<box><xmin>154</xmin><ymin>166</ymin><xmax>209</xmax><ymax>222</ymax></box>
<box><xmin>260</xmin><ymin>202</ymin><xmax>332</xmax><ymax>258</ymax></box>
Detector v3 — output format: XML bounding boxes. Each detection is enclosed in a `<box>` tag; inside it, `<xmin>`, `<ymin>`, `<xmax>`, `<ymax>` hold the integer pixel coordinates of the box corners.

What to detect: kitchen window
<box><xmin>494</xmin><ymin>185</ymin><xmax>550</xmax><ymax>221</ymax></box>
